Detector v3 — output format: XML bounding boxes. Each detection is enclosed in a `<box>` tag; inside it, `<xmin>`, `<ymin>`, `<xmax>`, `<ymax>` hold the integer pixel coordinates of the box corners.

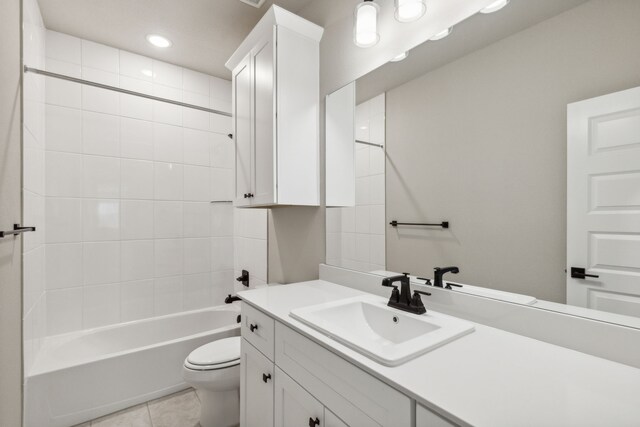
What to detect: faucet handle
<box><xmin>417</xmin><ymin>277</ymin><xmax>432</xmax><ymax>286</ymax></box>
<box><xmin>410</xmin><ymin>291</ymin><xmax>427</xmax><ymax>314</ymax></box>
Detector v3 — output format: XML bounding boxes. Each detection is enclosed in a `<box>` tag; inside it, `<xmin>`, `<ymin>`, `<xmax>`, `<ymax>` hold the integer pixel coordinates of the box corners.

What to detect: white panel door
<box><xmin>251</xmin><ymin>29</ymin><xmax>276</xmax><ymax>206</ymax></box>
<box><xmin>240</xmin><ymin>339</ymin><xmax>274</xmax><ymax>427</ymax></box>
<box><xmin>233</xmin><ymin>54</ymin><xmax>253</xmax><ymax>207</ymax></box>
<box><xmin>275</xmin><ymin>367</ymin><xmax>323</xmax><ymax>427</ymax></box>
<box><xmin>567</xmin><ymin>86</ymin><xmax>640</xmax><ymax>317</ymax></box>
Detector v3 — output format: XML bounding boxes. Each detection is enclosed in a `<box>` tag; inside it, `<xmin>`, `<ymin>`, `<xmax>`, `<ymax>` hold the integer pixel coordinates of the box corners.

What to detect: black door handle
<box><xmin>308</xmin><ymin>417</ymin><xmax>320</xmax><ymax>427</ymax></box>
<box><xmin>249</xmin><ymin>323</ymin><xmax>258</xmax><ymax>332</ymax></box>
<box><xmin>262</xmin><ymin>373</ymin><xmax>271</xmax><ymax>383</ymax></box>
<box><xmin>571</xmin><ymin>267</ymin><xmax>599</xmax><ymax>279</ymax></box>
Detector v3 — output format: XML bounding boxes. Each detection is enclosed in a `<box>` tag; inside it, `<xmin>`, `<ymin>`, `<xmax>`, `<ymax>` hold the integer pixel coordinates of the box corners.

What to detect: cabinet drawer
<box><xmin>242</xmin><ymin>303</ymin><xmax>275</xmax><ymax>361</ymax></box>
<box><xmin>416</xmin><ymin>403</ymin><xmax>457</xmax><ymax>427</ymax></box>
<box><xmin>275</xmin><ymin>322</ymin><xmax>412</xmax><ymax>427</ymax></box>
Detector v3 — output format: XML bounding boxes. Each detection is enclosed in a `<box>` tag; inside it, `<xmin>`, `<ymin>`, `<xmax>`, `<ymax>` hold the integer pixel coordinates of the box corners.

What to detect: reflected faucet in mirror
<box><xmin>433</xmin><ymin>267</ymin><xmax>460</xmax><ymax>289</ymax></box>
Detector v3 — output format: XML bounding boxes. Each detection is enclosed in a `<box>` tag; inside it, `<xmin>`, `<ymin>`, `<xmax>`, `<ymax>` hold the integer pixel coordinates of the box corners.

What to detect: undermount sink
<box><xmin>290</xmin><ymin>295</ymin><xmax>474</xmax><ymax>366</ymax></box>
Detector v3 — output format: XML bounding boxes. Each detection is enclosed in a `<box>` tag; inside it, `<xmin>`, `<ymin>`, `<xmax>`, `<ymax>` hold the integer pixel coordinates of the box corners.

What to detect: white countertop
<box><xmin>239</xmin><ymin>280</ymin><xmax>640</xmax><ymax>427</ymax></box>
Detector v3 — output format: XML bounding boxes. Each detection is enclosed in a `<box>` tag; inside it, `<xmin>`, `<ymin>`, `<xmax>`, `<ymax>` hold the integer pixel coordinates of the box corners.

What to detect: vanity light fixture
<box><xmin>430</xmin><ymin>27</ymin><xmax>452</xmax><ymax>41</ymax></box>
<box><xmin>480</xmin><ymin>0</ymin><xmax>510</xmax><ymax>14</ymax></box>
<box><xmin>394</xmin><ymin>0</ymin><xmax>427</xmax><ymax>23</ymax></box>
<box><xmin>354</xmin><ymin>0</ymin><xmax>380</xmax><ymax>48</ymax></box>
<box><xmin>390</xmin><ymin>51</ymin><xmax>409</xmax><ymax>62</ymax></box>
<box><xmin>146</xmin><ymin>34</ymin><xmax>172</xmax><ymax>48</ymax></box>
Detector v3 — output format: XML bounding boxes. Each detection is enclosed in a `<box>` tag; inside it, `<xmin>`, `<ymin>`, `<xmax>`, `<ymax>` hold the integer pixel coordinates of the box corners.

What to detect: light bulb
<box><xmin>480</xmin><ymin>0</ymin><xmax>510</xmax><ymax>14</ymax></box>
<box><xmin>395</xmin><ymin>0</ymin><xmax>427</xmax><ymax>23</ymax></box>
<box><xmin>390</xmin><ymin>52</ymin><xmax>408</xmax><ymax>62</ymax></box>
<box><xmin>430</xmin><ymin>27</ymin><xmax>452</xmax><ymax>41</ymax></box>
<box><xmin>354</xmin><ymin>1</ymin><xmax>380</xmax><ymax>48</ymax></box>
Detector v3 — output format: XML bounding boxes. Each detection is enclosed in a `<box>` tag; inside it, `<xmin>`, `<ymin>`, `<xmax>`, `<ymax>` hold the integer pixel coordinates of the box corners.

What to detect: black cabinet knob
<box><xmin>249</xmin><ymin>323</ymin><xmax>258</xmax><ymax>332</ymax></box>
<box><xmin>308</xmin><ymin>417</ymin><xmax>320</xmax><ymax>427</ymax></box>
<box><xmin>262</xmin><ymin>373</ymin><xmax>271</xmax><ymax>383</ymax></box>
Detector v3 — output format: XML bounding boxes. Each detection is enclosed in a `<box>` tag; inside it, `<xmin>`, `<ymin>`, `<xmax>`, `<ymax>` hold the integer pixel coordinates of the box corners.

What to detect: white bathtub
<box><xmin>25</xmin><ymin>304</ymin><xmax>241</xmax><ymax>427</ymax></box>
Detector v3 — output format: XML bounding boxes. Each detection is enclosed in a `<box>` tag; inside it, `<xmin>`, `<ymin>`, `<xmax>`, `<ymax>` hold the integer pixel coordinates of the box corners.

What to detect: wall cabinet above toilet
<box><xmin>226</xmin><ymin>6</ymin><xmax>323</xmax><ymax>208</ymax></box>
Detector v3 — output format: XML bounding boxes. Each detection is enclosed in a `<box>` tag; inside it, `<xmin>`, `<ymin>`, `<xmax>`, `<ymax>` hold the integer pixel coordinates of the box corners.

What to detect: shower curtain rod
<box><xmin>23</xmin><ymin>65</ymin><xmax>232</xmax><ymax>117</ymax></box>
<box><xmin>356</xmin><ymin>139</ymin><xmax>384</xmax><ymax>149</ymax></box>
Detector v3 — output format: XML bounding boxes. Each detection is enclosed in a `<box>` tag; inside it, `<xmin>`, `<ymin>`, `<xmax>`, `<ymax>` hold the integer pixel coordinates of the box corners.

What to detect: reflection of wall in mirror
<box><xmin>327</xmin><ymin>94</ymin><xmax>386</xmax><ymax>272</ymax></box>
<box><xmin>385</xmin><ymin>0</ymin><xmax>640</xmax><ymax>303</ymax></box>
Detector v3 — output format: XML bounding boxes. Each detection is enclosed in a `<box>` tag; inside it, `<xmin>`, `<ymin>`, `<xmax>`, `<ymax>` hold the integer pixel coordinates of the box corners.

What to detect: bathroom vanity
<box><xmin>238</xmin><ymin>280</ymin><xmax>640</xmax><ymax>427</ymax></box>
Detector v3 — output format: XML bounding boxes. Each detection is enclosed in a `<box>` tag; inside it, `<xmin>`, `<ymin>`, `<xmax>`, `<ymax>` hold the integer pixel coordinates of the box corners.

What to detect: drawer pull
<box><xmin>249</xmin><ymin>323</ymin><xmax>259</xmax><ymax>332</ymax></box>
<box><xmin>262</xmin><ymin>373</ymin><xmax>271</xmax><ymax>383</ymax></box>
<box><xmin>308</xmin><ymin>417</ymin><xmax>320</xmax><ymax>427</ymax></box>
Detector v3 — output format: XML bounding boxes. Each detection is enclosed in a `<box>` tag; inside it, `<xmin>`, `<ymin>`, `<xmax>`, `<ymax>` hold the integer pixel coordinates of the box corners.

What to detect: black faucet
<box><xmin>225</xmin><ymin>294</ymin><xmax>241</xmax><ymax>304</ymax></box>
<box><xmin>433</xmin><ymin>266</ymin><xmax>459</xmax><ymax>288</ymax></box>
<box><xmin>381</xmin><ymin>273</ymin><xmax>426</xmax><ymax>315</ymax></box>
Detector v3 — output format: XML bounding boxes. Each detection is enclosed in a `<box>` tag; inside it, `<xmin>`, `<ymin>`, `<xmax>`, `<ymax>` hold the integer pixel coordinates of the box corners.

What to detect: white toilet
<box><xmin>183</xmin><ymin>336</ymin><xmax>241</xmax><ymax>427</ymax></box>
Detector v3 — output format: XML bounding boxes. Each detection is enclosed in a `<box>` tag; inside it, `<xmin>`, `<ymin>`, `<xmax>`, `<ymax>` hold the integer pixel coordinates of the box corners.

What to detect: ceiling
<box><xmin>356</xmin><ymin>0</ymin><xmax>590</xmax><ymax>102</ymax></box>
<box><xmin>37</xmin><ymin>0</ymin><xmax>318</xmax><ymax>80</ymax></box>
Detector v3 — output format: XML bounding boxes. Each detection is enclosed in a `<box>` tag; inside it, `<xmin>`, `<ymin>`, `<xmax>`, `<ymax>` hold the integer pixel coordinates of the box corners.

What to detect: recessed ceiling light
<box><xmin>430</xmin><ymin>27</ymin><xmax>453</xmax><ymax>41</ymax></box>
<box><xmin>141</xmin><ymin>69</ymin><xmax>154</xmax><ymax>77</ymax></box>
<box><xmin>480</xmin><ymin>0</ymin><xmax>510</xmax><ymax>14</ymax></box>
<box><xmin>390</xmin><ymin>52</ymin><xmax>409</xmax><ymax>62</ymax></box>
<box><xmin>146</xmin><ymin>34</ymin><xmax>172</xmax><ymax>48</ymax></box>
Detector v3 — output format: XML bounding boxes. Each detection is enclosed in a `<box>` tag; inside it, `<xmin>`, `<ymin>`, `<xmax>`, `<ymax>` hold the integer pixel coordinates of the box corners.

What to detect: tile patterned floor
<box><xmin>74</xmin><ymin>388</ymin><xmax>201</xmax><ymax>427</ymax></box>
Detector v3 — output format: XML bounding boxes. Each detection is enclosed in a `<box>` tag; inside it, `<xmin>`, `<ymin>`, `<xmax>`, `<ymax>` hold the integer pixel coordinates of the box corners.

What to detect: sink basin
<box><xmin>290</xmin><ymin>295</ymin><xmax>474</xmax><ymax>366</ymax></box>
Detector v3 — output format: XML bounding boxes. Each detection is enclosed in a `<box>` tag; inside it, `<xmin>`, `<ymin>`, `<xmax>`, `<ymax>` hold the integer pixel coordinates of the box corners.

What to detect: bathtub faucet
<box><xmin>225</xmin><ymin>294</ymin><xmax>241</xmax><ymax>304</ymax></box>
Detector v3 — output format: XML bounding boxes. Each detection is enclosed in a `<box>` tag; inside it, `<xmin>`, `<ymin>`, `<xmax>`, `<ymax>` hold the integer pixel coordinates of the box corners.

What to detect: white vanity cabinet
<box><xmin>226</xmin><ymin>6</ymin><xmax>323</xmax><ymax>208</ymax></box>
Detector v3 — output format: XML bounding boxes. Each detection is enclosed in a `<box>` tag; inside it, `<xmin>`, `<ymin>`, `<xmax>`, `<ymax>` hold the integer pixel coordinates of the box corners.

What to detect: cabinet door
<box><xmin>416</xmin><ymin>403</ymin><xmax>457</xmax><ymax>427</ymax></box>
<box><xmin>240</xmin><ymin>339</ymin><xmax>274</xmax><ymax>427</ymax></box>
<box><xmin>275</xmin><ymin>367</ymin><xmax>323</xmax><ymax>427</ymax></box>
<box><xmin>233</xmin><ymin>53</ymin><xmax>252</xmax><ymax>206</ymax></box>
<box><xmin>250</xmin><ymin>28</ymin><xmax>276</xmax><ymax>206</ymax></box>
<box><xmin>325</xmin><ymin>409</ymin><xmax>349</xmax><ymax>427</ymax></box>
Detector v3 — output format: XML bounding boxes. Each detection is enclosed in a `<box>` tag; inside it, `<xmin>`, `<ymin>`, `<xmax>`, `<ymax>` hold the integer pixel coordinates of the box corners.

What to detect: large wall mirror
<box><xmin>325</xmin><ymin>0</ymin><xmax>640</xmax><ymax>327</ymax></box>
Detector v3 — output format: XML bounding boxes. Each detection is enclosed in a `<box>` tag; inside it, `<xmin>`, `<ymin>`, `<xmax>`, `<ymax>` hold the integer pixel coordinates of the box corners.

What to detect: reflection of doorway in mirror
<box><xmin>326</xmin><ymin>93</ymin><xmax>386</xmax><ymax>272</ymax></box>
<box><xmin>567</xmin><ymin>86</ymin><xmax>640</xmax><ymax>318</ymax></box>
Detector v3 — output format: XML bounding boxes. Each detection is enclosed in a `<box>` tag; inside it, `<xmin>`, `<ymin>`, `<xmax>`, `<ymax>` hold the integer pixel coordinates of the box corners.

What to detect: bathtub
<box><xmin>25</xmin><ymin>304</ymin><xmax>241</xmax><ymax>427</ymax></box>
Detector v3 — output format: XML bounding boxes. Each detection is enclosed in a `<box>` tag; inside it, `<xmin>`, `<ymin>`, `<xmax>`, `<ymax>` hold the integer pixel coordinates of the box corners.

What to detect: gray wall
<box><xmin>0</xmin><ymin>0</ymin><xmax>24</xmax><ymax>425</ymax></box>
<box><xmin>386</xmin><ymin>0</ymin><xmax>640</xmax><ymax>303</ymax></box>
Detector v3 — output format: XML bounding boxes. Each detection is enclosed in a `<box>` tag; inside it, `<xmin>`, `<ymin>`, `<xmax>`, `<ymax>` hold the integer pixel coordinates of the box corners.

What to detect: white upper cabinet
<box><xmin>226</xmin><ymin>6</ymin><xmax>324</xmax><ymax>207</ymax></box>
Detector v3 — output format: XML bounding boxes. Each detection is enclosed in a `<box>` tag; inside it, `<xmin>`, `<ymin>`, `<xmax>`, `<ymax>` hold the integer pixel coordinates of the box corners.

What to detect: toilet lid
<box><xmin>187</xmin><ymin>336</ymin><xmax>241</xmax><ymax>367</ymax></box>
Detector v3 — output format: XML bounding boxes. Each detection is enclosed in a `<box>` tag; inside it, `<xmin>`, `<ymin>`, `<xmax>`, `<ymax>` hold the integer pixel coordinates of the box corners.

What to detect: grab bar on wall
<box><xmin>356</xmin><ymin>139</ymin><xmax>384</xmax><ymax>149</ymax></box>
<box><xmin>0</xmin><ymin>224</ymin><xmax>36</xmax><ymax>238</ymax></box>
<box><xmin>390</xmin><ymin>220</ymin><xmax>449</xmax><ymax>229</ymax></box>
<box><xmin>23</xmin><ymin>65</ymin><xmax>232</xmax><ymax>117</ymax></box>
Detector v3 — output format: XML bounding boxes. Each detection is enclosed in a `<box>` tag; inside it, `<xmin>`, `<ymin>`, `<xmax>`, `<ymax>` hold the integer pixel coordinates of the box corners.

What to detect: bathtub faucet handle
<box><xmin>236</xmin><ymin>270</ymin><xmax>250</xmax><ymax>287</ymax></box>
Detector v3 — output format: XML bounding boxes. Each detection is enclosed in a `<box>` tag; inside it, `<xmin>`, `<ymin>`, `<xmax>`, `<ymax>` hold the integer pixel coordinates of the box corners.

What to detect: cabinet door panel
<box><xmin>241</xmin><ymin>339</ymin><xmax>274</xmax><ymax>427</ymax></box>
<box><xmin>251</xmin><ymin>29</ymin><xmax>276</xmax><ymax>206</ymax></box>
<box><xmin>233</xmin><ymin>54</ymin><xmax>252</xmax><ymax>206</ymax></box>
<box><xmin>325</xmin><ymin>409</ymin><xmax>349</xmax><ymax>427</ymax></box>
<box><xmin>275</xmin><ymin>367</ymin><xmax>323</xmax><ymax>427</ymax></box>
<box><xmin>416</xmin><ymin>403</ymin><xmax>457</xmax><ymax>427</ymax></box>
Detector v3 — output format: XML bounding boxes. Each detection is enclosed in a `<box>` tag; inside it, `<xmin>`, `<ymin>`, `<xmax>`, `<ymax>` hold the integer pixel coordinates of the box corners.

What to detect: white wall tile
<box><xmin>83</xmin><ymin>283</ymin><xmax>120</xmax><ymax>328</ymax></box>
<box><xmin>45</xmin><ymin>59</ymin><xmax>82</xmax><ymax>108</ymax></box>
<box><xmin>47</xmin><ymin>288</ymin><xmax>83</xmax><ymax>335</ymax></box>
<box><xmin>45</xmin><ymin>243</ymin><xmax>83</xmax><ymax>289</ymax></box>
<box><xmin>153</xmin><ymin>123</ymin><xmax>183</xmax><ymax>163</ymax></box>
<box><xmin>81</xmin><ymin>68</ymin><xmax>119</xmax><ymax>115</ymax></box>
<box><xmin>83</xmin><ymin>242</ymin><xmax>120</xmax><ymax>285</ymax></box>
<box><xmin>355</xmin><ymin>206</ymin><xmax>370</xmax><ymax>234</ymax></box>
<box><xmin>121</xmin><ymin>240</ymin><xmax>154</xmax><ymax>282</ymax></box>
<box><xmin>23</xmin><ymin>246</ymin><xmax>45</xmax><ymax>312</ymax></box>
<box><xmin>183</xmin><ymin>69</ymin><xmax>210</xmax><ymax>95</ymax></box>
<box><xmin>154</xmin><ymin>276</ymin><xmax>183</xmax><ymax>315</ymax></box>
<box><xmin>83</xmin><ymin>155</ymin><xmax>120</xmax><ymax>198</ymax></box>
<box><xmin>210</xmin><ymin>168</ymin><xmax>232</xmax><ymax>201</ymax></box>
<box><xmin>153</xmin><ymin>85</ymin><xmax>182</xmax><ymax>126</ymax></box>
<box><xmin>152</xmin><ymin>60</ymin><xmax>182</xmax><ymax>88</ymax></box>
<box><xmin>212</xmin><ymin>237</ymin><xmax>234</xmax><ymax>272</ymax></box>
<box><xmin>82</xmin><ymin>111</ymin><xmax>120</xmax><ymax>156</ymax></box>
<box><xmin>154</xmin><ymin>201</ymin><xmax>183</xmax><ymax>239</ymax></box>
<box><xmin>370</xmin><ymin>205</ymin><xmax>385</xmax><ymax>235</ymax></box>
<box><xmin>46</xmin><ymin>198</ymin><xmax>82</xmax><ymax>243</ymax></box>
<box><xmin>183</xmin><ymin>273</ymin><xmax>211</xmax><ymax>310</ymax></box>
<box><xmin>183</xmin><ymin>92</ymin><xmax>210</xmax><ymax>130</ymax></box>
<box><xmin>82</xmin><ymin>199</ymin><xmax>120</xmax><ymax>241</ymax></box>
<box><xmin>211</xmin><ymin>204</ymin><xmax>233</xmax><ymax>238</ymax></box>
<box><xmin>23</xmin><ymin>191</ymin><xmax>44</xmax><ymax>252</ymax></box>
<box><xmin>211</xmin><ymin>270</ymin><xmax>234</xmax><ymax>305</ymax></box>
<box><xmin>183</xmin><ymin>128</ymin><xmax>211</xmax><ymax>166</ymax></box>
<box><xmin>184</xmin><ymin>202</ymin><xmax>211</xmax><ymax>238</ymax></box>
<box><xmin>120</xmin><ymin>200</ymin><xmax>154</xmax><ymax>240</ymax></box>
<box><xmin>46</xmin><ymin>105</ymin><xmax>82</xmax><ymax>153</ymax></box>
<box><xmin>184</xmin><ymin>165</ymin><xmax>211</xmax><ymax>202</ymax></box>
<box><xmin>46</xmin><ymin>31</ymin><xmax>81</xmax><ymax>64</ymax></box>
<box><xmin>120</xmin><ymin>279</ymin><xmax>154</xmax><ymax>322</ymax></box>
<box><xmin>121</xmin><ymin>118</ymin><xmax>153</xmax><ymax>160</ymax></box>
<box><xmin>154</xmin><ymin>239</ymin><xmax>183</xmax><ymax>278</ymax></box>
<box><xmin>120</xmin><ymin>76</ymin><xmax>153</xmax><ymax>121</ymax></box>
<box><xmin>154</xmin><ymin>162</ymin><xmax>183</xmax><ymax>200</ymax></box>
<box><xmin>46</xmin><ymin>151</ymin><xmax>82</xmax><ymax>197</ymax></box>
<box><xmin>370</xmin><ymin>147</ymin><xmax>385</xmax><ymax>175</ymax></box>
<box><xmin>210</xmin><ymin>133</ymin><xmax>233</xmax><ymax>168</ymax></box>
<box><xmin>210</xmin><ymin>114</ymin><xmax>231</xmax><ymax>135</ymax></box>
<box><xmin>209</xmin><ymin>76</ymin><xmax>231</xmax><ymax>102</ymax></box>
<box><xmin>121</xmin><ymin>159</ymin><xmax>154</xmax><ymax>199</ymax></box>
<box><xmin>120</xmin><ymin>51</ymin><xmax>153</xmax><ymax>81</ymax></box>
<box><xmin>24</xmin><ymin>144</ymin><xmax>44</xmax><ymax>195</ymax></box>
<box><xmin>184</xmin><ymin>238</ymin><xmax>211</xmax><ymax>274</ymax></box>
<box><xmin>82</xmin><ymin>40</ymin><xmax>119</xmax><ymax>73</ymax></box>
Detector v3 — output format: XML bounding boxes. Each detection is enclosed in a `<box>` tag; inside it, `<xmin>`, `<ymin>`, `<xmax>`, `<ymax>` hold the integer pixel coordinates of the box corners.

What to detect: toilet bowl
<box><xmin>183</xmin><ymin>336</ymin><xmax>241</xmax><ymax>427</ymax></box>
